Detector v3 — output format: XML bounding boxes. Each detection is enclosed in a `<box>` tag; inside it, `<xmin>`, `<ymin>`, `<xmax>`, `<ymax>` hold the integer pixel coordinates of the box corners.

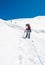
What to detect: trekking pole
<box><xmin>22</xmin><ymin>31</ymin><xmax>26</xmax><ymax>38</ymax></box>
<box><xmin>22</xmin><ymin>31</ymin><xmax>25</xmax><ymax>38</ymax></box>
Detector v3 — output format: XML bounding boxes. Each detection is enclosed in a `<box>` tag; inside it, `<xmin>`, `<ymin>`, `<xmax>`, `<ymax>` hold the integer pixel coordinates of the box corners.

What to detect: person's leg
<box><xmin>25</xmin><ymin>31</ymin><xmax>28</xmax><ymax>38</ymax></box>
<box><xmin>28</xmin><ymin>30</ymin><xmax>30</xmax><ymax>39</ymax></box>
<box><xmin>28</xmin><ymin>32</ymin><xmax>30</xmax><ymax>39</ymax></box>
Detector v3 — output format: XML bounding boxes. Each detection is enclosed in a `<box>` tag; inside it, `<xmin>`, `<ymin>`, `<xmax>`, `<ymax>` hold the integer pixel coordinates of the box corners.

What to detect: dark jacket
<box><xmin>25</xmin><ymin>24</ymin><xmax>31</xmax><ymax>32</ymax></box>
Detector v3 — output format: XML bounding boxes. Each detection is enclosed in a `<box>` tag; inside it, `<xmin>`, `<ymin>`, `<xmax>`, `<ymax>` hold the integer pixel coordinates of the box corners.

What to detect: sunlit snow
<box><xmin>0</xmin><ymin>16</ymin><xmax>45</xmax><ymax>65</ymax></box>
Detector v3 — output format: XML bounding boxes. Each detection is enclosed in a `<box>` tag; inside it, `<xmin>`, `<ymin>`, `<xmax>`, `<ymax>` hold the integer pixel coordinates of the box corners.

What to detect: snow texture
<box><xmin>0</xmin><ymin>16</ymin><xmax>45</xmax><ymax>65</ymax></box>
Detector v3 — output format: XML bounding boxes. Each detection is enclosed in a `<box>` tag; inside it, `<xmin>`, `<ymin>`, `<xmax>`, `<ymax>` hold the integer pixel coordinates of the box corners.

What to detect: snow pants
<box><xmin>25</xmin><ymin>30</ymin><xmax>30</xmax><ymax>39</ymax></box>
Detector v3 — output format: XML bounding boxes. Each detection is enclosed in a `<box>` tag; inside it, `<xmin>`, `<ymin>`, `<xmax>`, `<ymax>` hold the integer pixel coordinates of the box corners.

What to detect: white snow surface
<box><xmin>0</xmin><ymin>16</ymin><xmax>45</xmax><ymax>65</ymax></box>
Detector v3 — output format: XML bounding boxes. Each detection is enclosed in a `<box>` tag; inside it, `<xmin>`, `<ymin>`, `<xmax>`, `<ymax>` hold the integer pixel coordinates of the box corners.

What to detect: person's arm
<box><xmin>24</xmin><ymin>29</ymin><xmax>26</xmax><ymax>32</ymax></box>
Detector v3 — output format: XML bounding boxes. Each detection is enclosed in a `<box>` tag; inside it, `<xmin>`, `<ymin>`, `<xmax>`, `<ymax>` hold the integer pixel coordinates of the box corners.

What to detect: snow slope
<box><xmin>0</xmin><ymin>16</ymin><xmax>45</xmax><ymax>65</ymax></box>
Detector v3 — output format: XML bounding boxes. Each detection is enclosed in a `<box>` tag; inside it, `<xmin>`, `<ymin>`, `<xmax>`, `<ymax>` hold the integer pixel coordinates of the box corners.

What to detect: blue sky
<box><xmin>0</xmin><ymin>0</ymin><xmax>45</xmax><ymax>20</ymax></box>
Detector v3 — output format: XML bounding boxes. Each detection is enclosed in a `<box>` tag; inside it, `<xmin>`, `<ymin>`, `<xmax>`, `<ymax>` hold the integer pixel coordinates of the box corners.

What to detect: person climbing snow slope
<box><xmin>24</xmin><ymin>24</ymin><xmax>31</xmax><ymax>39</ymax></box>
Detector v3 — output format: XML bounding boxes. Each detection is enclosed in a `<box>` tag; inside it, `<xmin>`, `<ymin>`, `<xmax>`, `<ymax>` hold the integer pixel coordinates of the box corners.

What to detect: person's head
<box><xmin>26</xmin><ymin>24</ymin><xmax>30</xmax><ymax>27</ymax></box>
<box><xmin>26</xmin><ymin>24</ymin><xmax>31</xmax><ymax>29</ymax></box>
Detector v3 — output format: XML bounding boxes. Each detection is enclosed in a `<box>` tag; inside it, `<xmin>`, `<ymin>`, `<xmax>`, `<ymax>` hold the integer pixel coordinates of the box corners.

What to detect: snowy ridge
<box><xmin>0</xmin><ymin>16</ymin><xmax>45</xmax><ymax>65</ymax></box>
<box><xmin>4</xmin><ymin>16</ymin><xmax>45</xmax><ymax>33</ymax></box>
